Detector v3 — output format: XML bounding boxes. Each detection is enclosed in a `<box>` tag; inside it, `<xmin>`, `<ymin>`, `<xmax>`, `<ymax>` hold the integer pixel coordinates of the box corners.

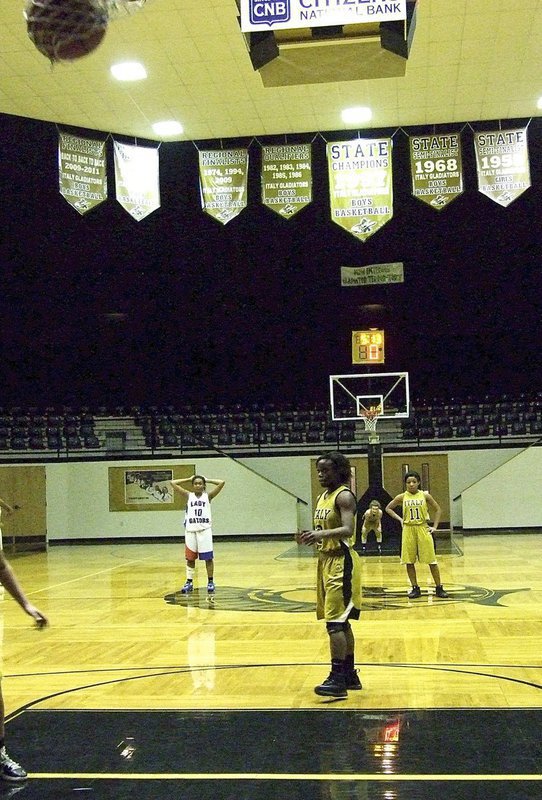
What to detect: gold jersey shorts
<box><xmin>316</xmin><ymin>546</ymin><xmax>362</xmax><ymax>622</ymax></box>
<box><xmin>401</xmin><ymin>524</ymin><xmax>437</xmax><ymax>565</ymax></box>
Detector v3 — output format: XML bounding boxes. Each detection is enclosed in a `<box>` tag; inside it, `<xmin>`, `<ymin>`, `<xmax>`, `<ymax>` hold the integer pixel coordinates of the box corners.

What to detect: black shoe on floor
<box><xmin>346</xmin><ymin>669</ymin><xmax>362</xmax><ymax>690</ymax></box>
<box><xmin>408</xmin><ymin>585</ymin><xmax>421</xmax><ymax>599</ymax></box>
<box><xmin>435</xmin><ymin>585</ymin><xmax>449</xmax><ymax>598</ymax></box>
<box><xmin>314</xmin><ymin>672</ymin><xmax>347</xmax><ymax>698</ymax></box>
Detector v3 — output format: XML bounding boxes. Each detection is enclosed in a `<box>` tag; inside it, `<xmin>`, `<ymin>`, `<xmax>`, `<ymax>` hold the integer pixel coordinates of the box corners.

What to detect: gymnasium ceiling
<box><xmin>0</xmin><ymin>0</ymin><xmax>540</xmax><ymax>142</ymax></box>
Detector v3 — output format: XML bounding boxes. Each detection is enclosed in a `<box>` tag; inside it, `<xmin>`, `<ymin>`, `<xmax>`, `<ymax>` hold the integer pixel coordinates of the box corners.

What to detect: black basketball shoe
<box><xmin>346</xmin><ymin>669</ymin><xmax>363</xmax><ymax>690</ymax></box>
<box><xmin>314</xmin><ymin>672</ymin><xmax>347</xmax><ymax>698</ymax></box>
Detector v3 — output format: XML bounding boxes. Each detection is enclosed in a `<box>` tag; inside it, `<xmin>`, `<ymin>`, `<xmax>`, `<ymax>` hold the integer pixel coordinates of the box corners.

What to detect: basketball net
<box><xmin>105</xmin><ymin>0</ymin><xmax>146</xmax><ymax>20</ymax></box>
<box><xmin>360</xmin><ymin>408</ymin><xmax>381</xmax><ymax>443</ymax></box>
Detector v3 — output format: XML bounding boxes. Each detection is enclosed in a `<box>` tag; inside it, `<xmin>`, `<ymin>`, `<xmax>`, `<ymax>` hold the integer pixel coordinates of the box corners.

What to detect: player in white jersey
<box><xmin>169</xmin><ymin>474</ymin><xmax>225</xmax><ymax>597</ymax></box>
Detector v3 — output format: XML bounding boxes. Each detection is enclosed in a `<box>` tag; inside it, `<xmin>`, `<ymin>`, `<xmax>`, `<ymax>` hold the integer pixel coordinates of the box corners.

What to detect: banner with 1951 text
<box><xmin>327</xmin><ymin>138</ymin><xmax>393</xmax><ymax>242</ymax></box>
<box><xmin>473</xmin><ymin>128</ymin><xmax>531</xmax><ymax>207</ymax></box>
<box><xmin>261</xmin><ymin>144</ymin><xmax>312</xmax><ymax>218</ymax></box>
<box><xmin>113</xmin><ymin>141</ymin><xmax>161</xmax><ymax>221</ymax></box>
<box><xmin>58</xmin><ymin>132</ymin><xmax>107</xmax><ymax>215</ymax></box>
<box><xmin>409</xmin><ymin>132</ymin><xmax>463</xmax><ymax>210</ymax></box>
<box><xmin>199</xmin><ymin>149</ymin><xmax>249</xmax><ymax>224</ymax></box>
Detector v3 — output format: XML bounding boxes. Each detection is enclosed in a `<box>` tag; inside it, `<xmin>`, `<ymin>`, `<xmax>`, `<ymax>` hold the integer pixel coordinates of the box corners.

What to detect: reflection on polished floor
<box><xmin>2</xmin><ymin>533</ymin><xmax>542</xmax><ymax>799</ymax></box>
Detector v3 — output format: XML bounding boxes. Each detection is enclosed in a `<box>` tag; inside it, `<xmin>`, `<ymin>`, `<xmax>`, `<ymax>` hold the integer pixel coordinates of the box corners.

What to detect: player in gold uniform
<box><xmin>360</xmin><ymin>499</ymin><xmax>383</xmax><ymax>554</ymax></box>
<box><xmin>385</xmin><ymin>471</ymin><xmax>449</xmax><ymax>599</ymax></box>
<box><xmin>297</xmin><ymin>453</ymin><xmax>362</xmax><ymax>698</ymax></box>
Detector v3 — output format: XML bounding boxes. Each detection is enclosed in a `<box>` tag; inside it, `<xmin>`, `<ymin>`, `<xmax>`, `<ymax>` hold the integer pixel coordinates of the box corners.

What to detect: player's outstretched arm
<box><xmin>425</xmin><ymin>492</ymin><xmax>442</xmax><ymax>531</ymax></box>
<box><xmin>385</xmin><ymin>494</ymin><xmax>404</xmax><ymax>525</ymax></box>
<box><xmin>0</xmin><ymin>552</ymin><xmax>48</xmax><ymax>627</ymax></box>
<box><xmin>169</xmin><ymin>477</ymin><xmax>192</xmax><ymax>497</ymax></box>
<box><xmin>207</xmin><ymin>479</ymin><xmax>225</xmax><ymax>500</ymax></box>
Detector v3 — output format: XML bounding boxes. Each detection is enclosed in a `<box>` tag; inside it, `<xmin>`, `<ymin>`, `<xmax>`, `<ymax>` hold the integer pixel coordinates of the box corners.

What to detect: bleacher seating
<box><xmin>474</xmin><ymin>423</ymin><xmax>490</xmax><ymax>437</ymax></box>
<box><xmin>455</xmin><ymin>424</ymin><xmax>471</xmax><ymax>438</ymax></box>
<box><xmin>1</xmin><ymin>393</ymin><xmax>542</xmax><ymax>459</ymax></box>
<box><xmin>493</xmin><ymin>424</ymin><xmax>509</xmax><ymax>437</ymax></box>
<box><xmin>437</xmin><ymin>425</ymin><xmax>453</xmax><ymax>439</ymax></box>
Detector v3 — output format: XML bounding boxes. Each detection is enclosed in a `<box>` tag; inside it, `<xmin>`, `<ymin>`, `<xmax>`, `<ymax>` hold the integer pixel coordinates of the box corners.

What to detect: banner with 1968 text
<box><xmin>409</xmin><ymin>132</ymin><xmax>463</xmax><ymax>210</ymax></box>
<box><xmin>114</xmin><ymin>141</ymin><xmax>160</xmax><ymax>221</ymax></box>
<box><xmin>327</xmin><ymin>138</ymin><xmax>393</xmax><ymax>242</ymax></box>
<box><xmin>473</xmin><ymin>128</ymin><xmax>531</xmax><ymax>207</ymax></box>
<box><xmin>261</xmin><ymin>144</ymin><xmax>312</xmax><ymax>218</ymax></box>
<box><xmin>58</xmin><ymin>132</ymin><xmax>107</xmax><ymax>215</ymax></box>
<box><xmin>199</xmin><ymin>149</ymin><xmax>249</xmax><ymax>224</ymax></box>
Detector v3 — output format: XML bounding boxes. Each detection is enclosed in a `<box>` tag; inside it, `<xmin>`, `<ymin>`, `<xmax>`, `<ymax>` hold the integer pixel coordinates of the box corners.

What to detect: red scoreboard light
<box><xmin>352</xmin><ymin>329</ymin><xmax>385</xmax><ymax>364</ymax></box>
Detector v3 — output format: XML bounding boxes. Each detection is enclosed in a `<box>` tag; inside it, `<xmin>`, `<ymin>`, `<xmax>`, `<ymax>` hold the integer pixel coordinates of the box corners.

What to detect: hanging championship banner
<box><xmin>58</xmin><ymin>132</ymin><xmax>107</xmax><ymax>215</ymax></box>
<box><xmin>473</xmin><ymin>128</ymin><xmax>531</xmax><ymax>207</ymax></box>
<box><xmin>199</xmin><ymin>149</ymin><xmax>249</xmax><ymax>224</ymax></box>
<box><xmin>409</xmin><ymin>132</ymin><xmax>463</xmax><ymax>210</ymax></box>
<box><xmin>341</xmin><ymin>262</ymin><xmax>404</xmax><ymax>287</ymax></box>
<box><xmin>261</xmin><ymin>144</ymin><xmax>312</xmax><ymax>218</ymax></box>
<box><xmin>113</xmin><ymin>141</ymin><xmax>161</xmax><ymax>221</ymax></box>
<box><xmin>327</xmin><ymin>138</ymin><xmax>393</xmax><ymax>242</ymax></box>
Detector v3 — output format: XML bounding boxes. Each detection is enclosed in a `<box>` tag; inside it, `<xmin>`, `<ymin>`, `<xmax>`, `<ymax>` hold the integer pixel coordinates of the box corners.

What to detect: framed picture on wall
<box><xmin>124</xmin><ymin>469</ymin><xmax>173</xmax><ymax>505</ymax></box>
<box><xmin>109</xmin><ymin>464</ymin><xmax>194</xmax><ymax>512</ymax></box>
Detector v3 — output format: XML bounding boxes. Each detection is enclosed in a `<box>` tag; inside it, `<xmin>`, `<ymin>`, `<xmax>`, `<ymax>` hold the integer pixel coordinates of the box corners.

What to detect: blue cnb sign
<box><xmin>249</xmin><ymin>0</ymin><xmax>290</xmax><ymax>27</ymax></box>
<box><xmin>240</xmin><ymin>0</ymin><xmax>406</xmax><ymax>32</ymax></box>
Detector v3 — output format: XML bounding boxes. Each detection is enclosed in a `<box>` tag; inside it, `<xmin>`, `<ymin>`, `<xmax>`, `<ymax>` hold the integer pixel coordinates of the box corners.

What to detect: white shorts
<box><xmin>185</xmin><ymin>528</ymin><xmax>213</xmax><ymax>561</ymax></box>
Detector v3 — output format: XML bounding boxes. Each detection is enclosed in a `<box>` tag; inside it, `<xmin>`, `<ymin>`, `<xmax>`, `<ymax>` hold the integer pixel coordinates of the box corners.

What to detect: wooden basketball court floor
<box><xmin>1</xmin><ymin>531</ymin><xmax>542</xmax><ymax>800</ymax></box>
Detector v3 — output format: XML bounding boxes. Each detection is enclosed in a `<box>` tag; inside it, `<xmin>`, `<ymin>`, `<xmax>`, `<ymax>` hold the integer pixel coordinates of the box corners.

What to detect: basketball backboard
<box><xmin>329</xmin><ymin>371</ymin><xmax>410</xmax><ymax>421</ymax></box>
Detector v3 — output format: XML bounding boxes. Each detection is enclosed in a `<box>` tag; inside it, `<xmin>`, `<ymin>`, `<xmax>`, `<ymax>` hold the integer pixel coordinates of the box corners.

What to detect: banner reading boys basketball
<box><xmin>409</xmin><ymin>132</ymin><xmax>463</xmax><ymax>210</ymax></box>
<box><xmin>327</xmin><ymin>138</ymin><xmax>393</xmax><ymax>242</ymax></box>
<box><xmin>261</xmin><ymin>144</ymin><xmax>312</xmax><ymax>218</ymax></box>
<box><xmin>113</xmin><ymin>141</ymin><xmax>160</xmax><ymax>221</ymax></box>
<box><xmin>473</xmin><ymin>127</ymin><xmax>531</xmax><ymax>207</ymax></box>
<box><xmin>58</xmin><ymin>132</ymin><xmax>107</xmax><ymax>215</ymax></box>
<box><xmin>199</xmin><ymin>149</ymin><xmax>249</xmax><ymax>224</ymax></box>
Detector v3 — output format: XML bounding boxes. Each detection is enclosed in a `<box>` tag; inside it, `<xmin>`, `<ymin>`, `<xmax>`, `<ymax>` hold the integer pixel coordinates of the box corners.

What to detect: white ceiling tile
<box><xmin>0</xmin><ymin>0</ymin><xmax>536</xmax><ymax>141</ymax></box>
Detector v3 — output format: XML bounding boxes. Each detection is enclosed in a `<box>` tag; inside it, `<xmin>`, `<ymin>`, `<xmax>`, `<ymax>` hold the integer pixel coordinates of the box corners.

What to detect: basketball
<box><xmin>25</xmin><ymin>0</ymin><xmax>109</xmax><ymax>62</ymax></box>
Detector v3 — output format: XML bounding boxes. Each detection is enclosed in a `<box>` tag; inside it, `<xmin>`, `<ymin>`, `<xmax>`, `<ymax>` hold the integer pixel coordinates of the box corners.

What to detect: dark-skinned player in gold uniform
<box><xmin>298</xmin><ymin>452</ymin><xmax>362</xmax><ymax>699</ymax></box>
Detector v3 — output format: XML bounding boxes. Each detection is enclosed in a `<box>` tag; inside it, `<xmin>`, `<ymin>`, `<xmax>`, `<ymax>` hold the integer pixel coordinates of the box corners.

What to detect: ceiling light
<box><xmin>341</xmin><ymin>106</ymin><xmax>373</xmax><ymax>125</ymax></box>
<box><xmin>152</xmin><ymin>120</ymin><xmax>184</xmax><ymax>137</ymax></box>
<box><xmin>110</xmin><ymin>62</ymin><xmax>147</xmax><ymax>81</ymax></box>
<box><xmin>537</xmin><ymin>96</ymin><xmax>542</xmax><ymax>110</ymax></box>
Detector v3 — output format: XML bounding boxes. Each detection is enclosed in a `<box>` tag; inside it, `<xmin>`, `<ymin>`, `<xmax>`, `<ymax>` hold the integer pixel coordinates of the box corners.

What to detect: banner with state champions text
<box><xmin>261</xmin><ymin>144</ymin><xmax>312</xmax><ymax>218</ymax></box>
<box><xmin>327</xmin><ymin>138</ymin><xmax>393</xmax><ymax>242</ymax></box>
<box><xmin>58</xmin><ymin>132</ymin><xmax>107</xmax><ymax>215</ymax></box>
<box><xmin>409</xmin><ymin>132</ymin><xmax>463</xmax><ymax>210</ymax></box>
<box><xmin>473</xmin><ymin>127</ymin><xmax>531</xmax><ymax>207</ymax></box>
<box><xmin>113</xmin><ymin>141</ymin><xmax>161</xmax><ymax>221</ymax></box>
<box><xmin>199</xmin><ymin>149</ymin><xmax>249</xmax><ymax>224</ymax></box>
